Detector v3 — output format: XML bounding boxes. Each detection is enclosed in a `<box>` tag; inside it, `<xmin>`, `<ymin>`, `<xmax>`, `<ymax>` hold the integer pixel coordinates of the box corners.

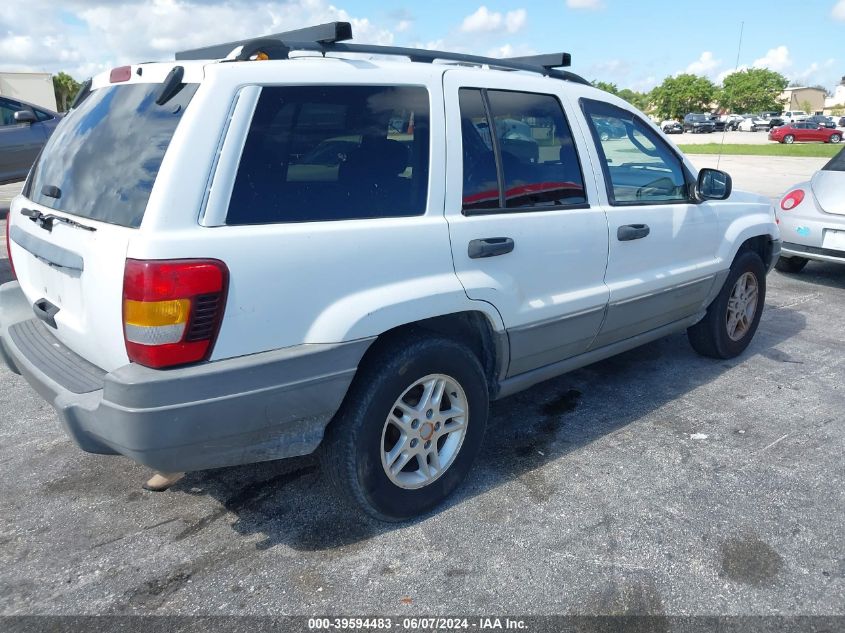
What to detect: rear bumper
<box><xmin>781</xmin><ymin>242</ymin><xmax>845</xmax><ymax>264</ymax></box>
<box><xmin>0</xmin><ymin>281</ymin><xmax>371</xmax><ymax>472</ymax></box>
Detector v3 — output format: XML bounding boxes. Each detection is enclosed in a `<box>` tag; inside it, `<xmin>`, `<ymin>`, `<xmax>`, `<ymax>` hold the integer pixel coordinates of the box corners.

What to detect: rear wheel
<box><xmin>830</xmin><ymin>133</ymin><xmax>842</xmax><ymax>144</ymax></box>
<box><xmin>688</xmin><ymin>250</ymin><xmax>766</xmax><ymax>359</ymax></box>
<box><xmin>775</xmin><ymin>256</ymin><xmax>808</xmax><ymax>273</ymax></box>
<box><xmin>783</xmin><ymin>134</ymin><xmax>795</xmax><ymax>144</ymax></box>
<box><xmin>321</xmin><ymin>334</ymin><xmax>489</xmax><ymax>521</ymax></box>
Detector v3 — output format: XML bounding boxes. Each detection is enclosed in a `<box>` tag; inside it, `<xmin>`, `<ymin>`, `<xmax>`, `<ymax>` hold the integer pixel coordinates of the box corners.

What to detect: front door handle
<box><xmin>617</xmin><ymin>224</ymin><xmax>650</xmax><ymax>241</ymax></box>
<box><xmin>468</xmin><ymin>237</ymin><xmax>515</xmax><ymax>259</ymax></box>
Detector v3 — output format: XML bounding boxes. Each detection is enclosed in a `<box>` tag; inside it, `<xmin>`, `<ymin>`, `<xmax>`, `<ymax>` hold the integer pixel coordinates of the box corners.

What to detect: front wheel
<box><xmin>830</xmin><ymin>133</ymin><xmax>842</xmax><ymax>144</ymax></box>
<box><xmin>783</xmin><ymin>134</ymin><xmax>795</xmax><ymax>144</ymax></box>
<box><xmin>687</xmin><ymin>250</ymin><xmax>766</xmax><ymax>359</ymax></box>
<box><xmin>321</xmin><ymin>334</ymin><xmax>489</xmax><ymax>521</ymax></box>
<box><xmin>775</xmin><ymin>256</ymin><xmax>808</xmax><ymax>273</ymax></box>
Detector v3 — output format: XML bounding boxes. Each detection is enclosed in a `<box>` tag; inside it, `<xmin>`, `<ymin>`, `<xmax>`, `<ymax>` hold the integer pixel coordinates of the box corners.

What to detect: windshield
<box><xmin>822</xmin><ymin>147</ymin><xmax>845</xmax><ymax>172</ymax></box>
<box><xmin>25</xmin><ymin>82</ymin><xmax>198</xmax><ymax>228</ymax></box>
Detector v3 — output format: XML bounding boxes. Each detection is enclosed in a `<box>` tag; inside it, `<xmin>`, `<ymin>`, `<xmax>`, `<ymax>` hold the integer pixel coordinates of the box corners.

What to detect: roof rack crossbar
<box><xmin>176</xmin><ymin>21</ymin><xmax>589</xmax><ymax>85</ymax></box>
<box><xmin>175</xmin><ymin>21</ymin><xmax>352</xmax><ymax>61</ymax></box>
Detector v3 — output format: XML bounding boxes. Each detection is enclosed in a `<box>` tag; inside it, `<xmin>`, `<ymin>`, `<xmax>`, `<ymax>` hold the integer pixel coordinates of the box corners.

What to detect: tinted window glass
<box><xmin>486</xmin><ymin>90</ymin><xmax>586</xmax><ymax>208</ymax></box>
<box><xmin>823</xmin><ymin>147</ymin><xmax>845</xmax><ymax>172</ymax></box>
<box><xmin>582</xmin><ymin>99</ymin><xmax>688</xmax><ymax>205</ymax></box>
<box><xmin>0</xmin><ymin>98</ymin><xmax>22</xmax><ymax>126</ymax></box>
<box><xmin>34</xmin><ymin>109</ymin><xmax>53</xmax><ymax>122</ymax></box>
<box><xmin>27</xmin><ymin>82</ymin><xmax>198</xmax><ymax>228</ymax></box>
<box><xmin>459</xmin><ymin>88</ymin><xmax>499</xmax><ymax>211</ymax></box>
<box><xmin>227</xmin><ymin>85</ymin><xmax>429</xmax><ymax>224</ymax></box>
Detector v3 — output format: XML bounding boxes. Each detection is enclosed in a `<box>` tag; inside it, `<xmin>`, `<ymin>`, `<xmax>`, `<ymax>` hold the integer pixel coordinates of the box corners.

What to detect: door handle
<box><xmin>617</xmin><ymin>224</ymin><xmax>650</xmax><ymax>241</ymax></box>
<box><xmin>468</xmin><ymin>237</ymin><xmax>515</xmax><ymax>259</ymax></box>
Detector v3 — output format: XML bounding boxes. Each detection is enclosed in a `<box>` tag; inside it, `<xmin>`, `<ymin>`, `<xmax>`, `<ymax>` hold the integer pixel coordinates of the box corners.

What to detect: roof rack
<box><xmin>175</xmin><ymin>21</ymin><xmax>589</xmax><ymax>85</ymax></box>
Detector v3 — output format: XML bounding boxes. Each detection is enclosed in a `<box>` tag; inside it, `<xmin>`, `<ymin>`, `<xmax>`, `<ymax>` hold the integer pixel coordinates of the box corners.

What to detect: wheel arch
<box><xmin>357</xmin><ymin>310</ymin><xmax>508</xmax><ymax>399</ymax></box>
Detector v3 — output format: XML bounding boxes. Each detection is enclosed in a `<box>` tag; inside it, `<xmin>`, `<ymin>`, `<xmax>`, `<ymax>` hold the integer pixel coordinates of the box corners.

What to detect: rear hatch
<box><xmin>811</xmin><ymin>147</ymin><xmax>845</xmax><ymax>216</ymax></box>
<box><xmin>7</xmin><ymin>67</ymin><xmax>200</xmax><ymax>371</ymax></box>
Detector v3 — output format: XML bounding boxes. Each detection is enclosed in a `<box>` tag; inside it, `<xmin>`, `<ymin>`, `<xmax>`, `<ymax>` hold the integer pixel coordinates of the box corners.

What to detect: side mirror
<box><xmin>696</xmin><ymin>168</ymin><xmax>732</xmax><ymax>201</ymax></box>
<box><xmin>13</xmin><ymin>110</ymin><xmax>36</xmax><ymax>124</ymax></box>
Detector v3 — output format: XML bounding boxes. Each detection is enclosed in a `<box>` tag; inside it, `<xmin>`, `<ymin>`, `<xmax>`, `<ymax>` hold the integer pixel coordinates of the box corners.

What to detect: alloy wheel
<box><xmin>726</xmin><ymin>272</ymin><xmax>759</xmax><ymax>341</ymax></box>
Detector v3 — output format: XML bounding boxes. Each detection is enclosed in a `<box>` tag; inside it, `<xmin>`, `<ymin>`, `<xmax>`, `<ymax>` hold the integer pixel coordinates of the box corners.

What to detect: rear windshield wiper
<box><xmin>21</xmin><ymin>208</ymin><xmax>97</xmax><ymax>233</ymax></box>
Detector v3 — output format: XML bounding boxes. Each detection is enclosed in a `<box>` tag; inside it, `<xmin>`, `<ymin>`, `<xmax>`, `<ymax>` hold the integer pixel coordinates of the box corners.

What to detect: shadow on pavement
<box><xmin>169</xmin><ymin>304</ymin><xmax>807</xmax><ymax>552</ymax></box>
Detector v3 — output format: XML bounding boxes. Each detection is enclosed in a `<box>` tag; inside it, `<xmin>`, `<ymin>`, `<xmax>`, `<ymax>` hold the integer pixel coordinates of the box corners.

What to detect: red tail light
<box><xmin>110</xmin><ymin>66</ymin><xmax>132</xmax><ymax>83</ymax></box>
<box><xmin>5</xmin><ymin>218</ymin><xmax>15</xmax><ymax>280</ymax></box>
<box><xmin>780</xmin><ymin>189</ymin><xmax>805</xmax><ymax>211</ymax></box>
<box><xmin>122</xmin><ymin>259</ymin><xmax>228</xmax><ymax>368</ymax></box>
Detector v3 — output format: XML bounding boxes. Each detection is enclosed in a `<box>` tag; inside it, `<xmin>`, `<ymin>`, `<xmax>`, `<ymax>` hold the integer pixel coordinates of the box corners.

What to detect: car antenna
<box><xmin>718</xmin><ymin>21</ymin><xmax>744</xmax><ymax>172</ymax></box>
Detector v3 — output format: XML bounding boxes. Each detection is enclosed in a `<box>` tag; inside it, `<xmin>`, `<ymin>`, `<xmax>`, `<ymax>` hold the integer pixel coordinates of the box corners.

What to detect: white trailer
<box><xmin>0</xmin><ymin>72</ymin><xmax>57</xmax><ymax>111</ymax></box>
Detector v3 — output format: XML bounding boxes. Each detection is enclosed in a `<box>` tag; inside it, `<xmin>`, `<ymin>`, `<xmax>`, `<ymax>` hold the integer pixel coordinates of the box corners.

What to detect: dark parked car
<box><xmin>593</xmin><ymin>116</ymin><xmax>626</xmax><ymax>140</ymax></box>
<box><xmin>683</xmin><ymin>113</ymin><xmax>715</xmax><ymax>133</ymax></box>
<box><xmin>805</xmin><ymin>114</ymin><xmax>837</xmax><ymax>129</ymax></box>
<box><xmin>766</xmin><ymin>115</ymin><xmax>785</xmax><ymax>130</ymax></box>
<box><xmin>661</xmin><ymin>120</ymin><xmax>683</xmax><ymax>134</ymax></box>
<box><xmin>0</xmin><ymin>97</ymin><xmax>61</xmax><ymax>185</ymax></box>
<box><xmin>839</xmin><ymin>116</ymin><xmax>845</xmax><ymax>127</ymax></box>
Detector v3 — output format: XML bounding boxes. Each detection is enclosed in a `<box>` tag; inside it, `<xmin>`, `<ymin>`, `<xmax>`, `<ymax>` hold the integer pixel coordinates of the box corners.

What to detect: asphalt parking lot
<box><xmin>0</xmin><ymin>161</ymin><xmax>843</xmax><ymax>617</ymax></box>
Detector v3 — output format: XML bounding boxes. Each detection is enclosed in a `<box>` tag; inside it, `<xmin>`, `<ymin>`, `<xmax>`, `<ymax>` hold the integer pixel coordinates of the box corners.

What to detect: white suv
<box><xmin>0</xmin><ymin>23</ymin><xmax>780</xmax><ymax>520</ymax></box>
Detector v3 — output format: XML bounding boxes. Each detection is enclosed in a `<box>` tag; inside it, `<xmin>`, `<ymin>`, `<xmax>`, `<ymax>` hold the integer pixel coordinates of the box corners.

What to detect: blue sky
<box><xmin>1</xmin><ymin>0</ymin><xmax>843</xmax><ymax>92</ymax></box>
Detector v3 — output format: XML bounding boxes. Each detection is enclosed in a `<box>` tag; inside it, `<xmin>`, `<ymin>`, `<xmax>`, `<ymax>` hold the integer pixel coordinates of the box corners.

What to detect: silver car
<box><xmin>0</xmin><ymin>96</ymin><xmax>61</xmax><ymax>185</ymax></box>
<box><xmin>776</xmin><ymin>147</ymin><xmax>845</xmax><ymax>272</ymax></box>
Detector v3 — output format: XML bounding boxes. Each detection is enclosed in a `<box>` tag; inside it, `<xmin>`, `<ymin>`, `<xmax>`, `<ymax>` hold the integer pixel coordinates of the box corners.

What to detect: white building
<box><xmin>824</xmin><ymin>76</ymin><xmax>845</xmax><ymax>112</ymax></box>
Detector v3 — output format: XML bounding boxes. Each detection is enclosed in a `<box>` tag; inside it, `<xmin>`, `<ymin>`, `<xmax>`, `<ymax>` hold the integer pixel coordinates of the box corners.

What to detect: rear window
<box><xmin>823</xmin><ymin>147</ymin><xmax>845</xmax><ymax>172</ymax></box>
<box><xmin>226</xmin><ymin>85</ymin><xmax>430</xmax><ymax>224</ymax></box>
<box><xmin>26</xmin><ymin>82</ymin><xmax>198</xmax><ymax>228</ymax></box>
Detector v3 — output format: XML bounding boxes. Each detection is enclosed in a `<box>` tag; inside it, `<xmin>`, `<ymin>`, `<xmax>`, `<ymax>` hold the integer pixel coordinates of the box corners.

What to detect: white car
<box><xmin>0</xmin><ymin>22</ymin><xmax>781</xmax><ymax>520</ymax></box>
<box><xmin>775</xmin><ymin>147</ymin><xmax>845</xmax><ymax>272</ymax></box>
<box><xmin>738</xmin><ymin>115</ymin><xmax>768</xmax><ymax>132</ymax></box>
<box><xmin>782</xmin><ymin>110</ymin><xmax>808</xmax><ymax>124</ymax></box>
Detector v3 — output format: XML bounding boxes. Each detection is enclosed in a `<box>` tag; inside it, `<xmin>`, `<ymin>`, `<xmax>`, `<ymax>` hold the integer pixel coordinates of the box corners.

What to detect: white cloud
<box><xmin>0</xmin><ymin>0</ymin><xmax>396</xmax><ymax>79</ymax></box>
<box><xmin>833</xmin><ymin>0</ymin><xmax>845</xmax><ymax>20</ymax></box>
<box><xmin>752</xmin><ymin>45</ymin><xmax>792</xmax><ymax>72</ymax></box>
<box><xmin>396</xmin><ymin>20</ymin><xmax>412</xmax><ymax>33</ymax></box>
<box><xmin>566</xmin><ymin>0</ymin><xmax>604</xmax><ymax>8</ymax></box>
<box><xmin>685</xmin><ymin>51</ymin><xmax>721</xmax><ymax>77</ymax></box>
<box><xmin>461</xmin><ymin>6</ymin><xmax>527</xmax><ymax>33</ymax></box>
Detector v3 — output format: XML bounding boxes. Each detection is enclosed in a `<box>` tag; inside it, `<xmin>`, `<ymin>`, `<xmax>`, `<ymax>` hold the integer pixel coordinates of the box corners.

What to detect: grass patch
<box><xmin>677</xmin><ymin>143</ymin><xmax>841</xmax><ymax>158</ymax></box>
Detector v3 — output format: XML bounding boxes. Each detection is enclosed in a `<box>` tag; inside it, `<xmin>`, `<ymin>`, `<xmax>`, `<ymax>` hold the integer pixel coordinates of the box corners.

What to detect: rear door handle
<box><xmin>617</xmin><ymin>224</ymin><xmax>650</xmax><ymax>241</ymax></box>
<box><xmin>468</xmin><ymin>237</ymin><xmax>515</xmax><ymax>259</ymax></box>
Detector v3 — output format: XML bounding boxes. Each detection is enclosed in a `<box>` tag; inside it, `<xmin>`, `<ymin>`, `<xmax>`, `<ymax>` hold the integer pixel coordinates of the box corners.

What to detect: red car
<box><xmin>769</xmin><ymin>122</ymin><xmax>842</xmax><ymax>144</ymax></box>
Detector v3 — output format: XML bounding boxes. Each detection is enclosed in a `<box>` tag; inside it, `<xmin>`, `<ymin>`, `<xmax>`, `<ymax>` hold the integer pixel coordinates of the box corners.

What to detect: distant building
<box><xmin>824</xmin><ymin>76</ymin><xmax>845</xmax><ymax>113</ymax></box>
<box><xmin>779</xmin><ymin>86</ymin><xmax>826</xmax><ymax>114</ymax></box>
<box><xmin>0</xmin><ymin>72</ymin><xmax>57</xmax><ymax>111</ymax></box>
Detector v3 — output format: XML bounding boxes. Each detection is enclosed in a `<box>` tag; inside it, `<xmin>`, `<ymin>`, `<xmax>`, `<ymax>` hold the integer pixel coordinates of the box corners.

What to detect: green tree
<box><xmin>53</xmin><ymin>72</ymin><xmax>81</xmax><ymax>112</ymax></box>
<box><xmin>617</xmin><ymin>88</ymin><xmax>651</xmax><ymax>112</ymax></box>
<box><xmin>720</xmin><ymin>68</ymin><xmax>788</xmax><ymax>113</ymax></box>
<box><xmin>592</xmin><ymin>80</ymin><xmax>619</xmax><ymax>95</ymax></box>
<box><xmin>650</xmin><ymin>74</ymin><xmax>718</xmax><ymax>120</ymax></box>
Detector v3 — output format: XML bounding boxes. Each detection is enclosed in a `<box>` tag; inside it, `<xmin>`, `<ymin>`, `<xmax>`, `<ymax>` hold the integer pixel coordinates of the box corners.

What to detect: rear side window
<box><xmin>582</xmin><ymin>98</ymin><xmax>689</xmax><ymax>205</ymax></box>
<box><xmin>823</xmin><ymin>147</ymin><xmax>845</xmax><ymax>172</ymax></box>
<box><xmin>459</xmin><ymin>88</ymin><xmax>586</xmax><ymax>213</ymax></box>
<box><xmin>226</xmin><ymin>85</ymin><xmax>430</xmax><ymax>224</ymax></box>
<box><xmin>27</xmin><ymin>82</ymin><xmax>199</xmax><ymax>228</ymax></box>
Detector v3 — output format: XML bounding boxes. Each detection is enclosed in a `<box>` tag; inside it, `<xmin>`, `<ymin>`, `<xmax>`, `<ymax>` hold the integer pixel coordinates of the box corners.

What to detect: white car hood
<box><xmin>811</xmin><ymin>170</ymin><xmax>845</xmax><ymax>216</ymax></box>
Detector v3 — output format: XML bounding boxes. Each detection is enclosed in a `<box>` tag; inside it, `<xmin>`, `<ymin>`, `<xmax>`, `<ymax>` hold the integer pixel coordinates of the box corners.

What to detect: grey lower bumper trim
<box><xmin>781</xmin><ymin>241</ymin><xmax>845</xmax><ymax>264</ymax></box>
<box><xmin>0</xmin><ymin>281</ymin><xmax>373</xmax><ymax>472</ymax></box>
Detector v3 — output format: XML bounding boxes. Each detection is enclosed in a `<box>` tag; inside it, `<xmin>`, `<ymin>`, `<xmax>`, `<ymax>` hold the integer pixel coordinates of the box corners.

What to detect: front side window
<box><xmin>582</xmin><ymin>98</ymin><xmax>688</xmax><ymax>205</ymax></box>
<box><xmin>458</xmin><ymin>88</ymin><xmax>586</xmax><ymax>213</ymax></box>
<box><xmin>0</xmin><ymin>98</ymin><xmax>23</xmax><ymax>127</ymax></box>
<box><xmin>227</xmin><ymin>85</ymin><xmax>430</xmax><ymax>224</ymax></box>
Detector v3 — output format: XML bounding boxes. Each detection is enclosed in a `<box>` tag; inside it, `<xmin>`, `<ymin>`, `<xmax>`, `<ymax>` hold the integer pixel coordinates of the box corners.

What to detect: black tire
<box><xmin>830</xmin><ymin>133</ymin><xmax>842</xmax><ymax>144</ymax></box>
<box><xmin>774</xmin><ymin>256</ymin><xmax>808</xmax><ymax>273</ymax></box>
<box><xmin>320</xmin><ymin>333</ymin><xmax>489</xmax><ymax>521</ymax></box>
<box><xmin>783</xmin><ymin>134</ymin><xmax>795</xmax><ymax>144</ymax></box>
<box><xmin>687</xmin><ymin>250</ymin><xmax>766</xmax><ymax>359</ymax></box>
